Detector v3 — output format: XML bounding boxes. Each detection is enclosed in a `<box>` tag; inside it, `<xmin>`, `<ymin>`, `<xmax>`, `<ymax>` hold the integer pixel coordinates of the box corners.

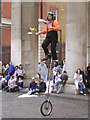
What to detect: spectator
<box><xmin>0</xmin><ymin>61</ymin><xmax>2</xmax><ymax>76</ymax></box>
<box><xmin>26</xmin><ymin>77</ymin><xmax>37</xmax><ymax>94</ymax></box>
<box><xmin>5</xmin><ymin>73</ymin><xmax>10</xmax><ymax>82</ymax></box>
<box><xmin>62</xmin><ymin>59</ymin><xmax>66</xmax><ymax>73</ymax></box>
<box><xmin>53</xmin><ymin>63</ymin><xmax>58</xmax><ymax>84</ymax></box>
<box><xmin>14</xmin><ymin>77</ymin><xmax>23</xmax><ymax>91</ymax></box>
<box><xmin>0</xmin><ymin>76</ymin><xmax>2</xmax><ymax>90</ymax></box>
<box><xmin>38</xmin><ymin>62</ymin><xmax>41</xmax><ymax>79</ymax></box>
<box><xmin>13</xmin><ymin>65</ymin><xmax>19</xmax><ymax>82</ymax></box>
<box><xmin>87</xmin><ymin>63</ymin><xmax>90</xmax><ymax>93</ymax></box>
<box><xmin>8</xmin><ymin>61</ymin><xmax>15</xmax><ymax>76</ymax></box>
<box><xmin>57</xmin><ymin>71</ymin><xmax>68</xmax><ymax>93</ymax></box>
<box><xmin>4</xmin><ymin>64</ymin><xmax>9</xmax><ymax>76</ymax></box>
<box><xmin>82</xmin><ymin>67</ymin><xmax>89</xmax><ymax>93</ymax></box>
<box><xmin>7</xmin><ymin>76</ymin><xmax>16</xmax><ymax>92</ymax></box>
<box><xmin>74</xmin><ymin>68</ymin><xmax>85</xmax><ymax>95</ymax></box>
<box><xmin>0</xmin><ymin>61</ymin><xmax>5</xmax><ymax>77</ymax></box>
<box><xmin>38</xmin><ymin>60</ymin><xmax>48</xmax><ymax>83</ymax></box>
<box><xmin>51</xmin><ymin>71</ymin><xmax>61</xmax><ymax>93</ymax></box>
<box><xmin>30</xmin><ymin>78</ymin><xmax>46</xmax><ymax>95</ymax></box>
<box><xmin>2</xmin><ymin>79</ymin><xmax>8</xmax><ymax>90</ymax></box>
<box><xmin>87</xmin><ymin>63</ymin><xmax>90</xmax><ymax>82</ymax></box>
<box><xmin>56</xmin><ymin>61</ymin><xmax>62</xmax><ymax>72</ymax></box>
<box><xmin>17</xmin><ymin>64</ymin><xmax>25</xmax><ymax>80</ymax></box>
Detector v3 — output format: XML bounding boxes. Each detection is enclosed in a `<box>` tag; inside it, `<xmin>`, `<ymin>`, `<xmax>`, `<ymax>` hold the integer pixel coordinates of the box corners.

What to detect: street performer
<box><xmin>37</xmin><ymin>12</ymin><xmax>60</xmax><ymax>62</ymax></box>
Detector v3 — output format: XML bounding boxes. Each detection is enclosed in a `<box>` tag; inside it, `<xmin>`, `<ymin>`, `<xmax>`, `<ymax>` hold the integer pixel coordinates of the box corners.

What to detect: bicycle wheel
<box><xmin>40</xmin><ymin>100</ymin><xmax>52</xmax><ymax>116</ymax></box>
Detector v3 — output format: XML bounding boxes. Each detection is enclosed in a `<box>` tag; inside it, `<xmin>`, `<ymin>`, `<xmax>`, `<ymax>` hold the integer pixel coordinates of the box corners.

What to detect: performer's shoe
<box><xmin>52</xmin><ymin>60</ymin><xmax>58</xmax><ymax>63</ymax></box>
<box><xmin>41</xmin><ymin>54</ymin><xmax>51</xmax><ymax>61</ymax></box>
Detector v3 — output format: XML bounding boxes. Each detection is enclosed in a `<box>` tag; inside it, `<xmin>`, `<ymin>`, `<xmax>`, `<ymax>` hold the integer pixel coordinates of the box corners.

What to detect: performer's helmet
<box><xmin>47</xmin><ymin>11</ymin><xmax>55</xmax><ymax>20</ymax></box>
<box><xmin>48</xmin><ymin>12</ymin><xmax>54</xmax><ymax>16</ymax></box>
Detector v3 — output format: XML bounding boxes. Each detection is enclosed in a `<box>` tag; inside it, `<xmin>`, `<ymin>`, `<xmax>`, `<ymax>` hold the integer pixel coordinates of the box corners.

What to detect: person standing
<box><xmin>62</xmin><ymin>59</ymin><xmax>66</xmax><ymax>73</ymax></box>
<box><xmin>38</xmin><ymin>60</ymin><xmax>48</xmax><ymax>84</ymax></box>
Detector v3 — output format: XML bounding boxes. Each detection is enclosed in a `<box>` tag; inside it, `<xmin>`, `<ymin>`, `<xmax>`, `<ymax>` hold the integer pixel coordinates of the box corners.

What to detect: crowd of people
<box><xmin>0</xmin><ymin>60</ymin><xmax>90</xmax><ymax>96</ymax></box>
<box><xmin>0</xmin><ymin>61</ymin><xmax>25</xmax><ymax>92</ymax></box>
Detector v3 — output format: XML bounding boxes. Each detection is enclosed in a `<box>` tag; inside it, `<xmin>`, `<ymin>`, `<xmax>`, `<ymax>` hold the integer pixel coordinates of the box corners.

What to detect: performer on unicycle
<box><xmin>37</xmin><ymin>12</ymin><xmax>60</xmax><ymax>62</ymax></box>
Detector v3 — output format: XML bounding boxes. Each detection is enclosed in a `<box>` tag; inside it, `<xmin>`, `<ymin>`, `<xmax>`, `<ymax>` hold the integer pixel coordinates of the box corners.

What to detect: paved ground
<box><xmin>1</xmin><ymin>91</ymin><xmax>88</xmax><ymax>119</ymax></box>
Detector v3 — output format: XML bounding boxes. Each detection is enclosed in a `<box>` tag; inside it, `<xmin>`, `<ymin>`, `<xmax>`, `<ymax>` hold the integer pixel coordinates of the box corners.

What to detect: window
<box><xmin>50</xmin><ymin>8</ymin><xmax>57</xmax><ymax>20</ymax></box>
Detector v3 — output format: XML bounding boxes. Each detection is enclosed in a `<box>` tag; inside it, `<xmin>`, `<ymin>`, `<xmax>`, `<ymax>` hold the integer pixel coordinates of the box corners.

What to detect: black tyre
<box><xmin>40</xmin><ymin>100</ymin><xmax>52</xmax><ymax>116</ymax></box>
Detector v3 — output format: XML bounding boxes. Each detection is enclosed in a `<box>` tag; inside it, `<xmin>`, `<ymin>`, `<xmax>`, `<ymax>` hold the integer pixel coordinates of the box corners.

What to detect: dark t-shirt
<box><xmin>29</xmin><ymin>81</ymin><xmax>37</xmax><ymax>90</ymax></box>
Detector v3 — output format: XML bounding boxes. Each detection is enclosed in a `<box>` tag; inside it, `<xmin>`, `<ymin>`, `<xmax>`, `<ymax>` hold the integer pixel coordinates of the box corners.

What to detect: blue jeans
<box><xmin>57</xmin><ymin>84</ymin><xmax>63</xmax><ymax>93</ymax></box>
<box><xmin>78</xmin><ymin>82</ymin><xmax>84</xmax><ymax>92</ymax></box>
<box><xmin>0</xmin><ymin>83</ymin><xmax>2</xmax><ymax>90</ymax></box>
<box><xmin>41</xmin><ymin>74</ymin><xmax>47</xmax><ymax>83</ymax></box>
<box><xmin>18</xmin><ymin>86</ymin><xmax>22</xmax><ymax>90</ymax></box>
<box><xmin>26</xmin><ymin>88</ymin><xmax>36</xmax><ymax>93</ymax></box>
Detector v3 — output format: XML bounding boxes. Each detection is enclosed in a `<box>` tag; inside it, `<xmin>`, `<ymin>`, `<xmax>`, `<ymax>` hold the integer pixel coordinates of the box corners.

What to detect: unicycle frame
<box><xmin>40</xmin><ymin>57</ymin><xmax>53</xmax><ymax>116</ymax></box>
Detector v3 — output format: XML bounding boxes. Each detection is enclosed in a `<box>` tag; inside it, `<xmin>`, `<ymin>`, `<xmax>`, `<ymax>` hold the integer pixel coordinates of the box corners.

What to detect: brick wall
<box><xmin>1</xmin><ymin>1</ymin><xmax>11</xmax><ymax>64</ymax></box>
<box><xmin>38</xmin><ymin>20</ymin><xmax>46</xmax><ymax>62</ymax></box>
<box><xmin>1</xmin><ymin>1</ymin><xmax>11</xmax><ymax>19</ymax></box>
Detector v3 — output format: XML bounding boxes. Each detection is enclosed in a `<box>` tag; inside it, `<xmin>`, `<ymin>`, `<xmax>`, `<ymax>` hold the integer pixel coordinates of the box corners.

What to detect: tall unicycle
<box><xmin>28</xmin><ymin>27</ymin><xmax>53</xmax><ymax>116</ymax></box>
<box><xmin>40</xmin><ymin>58</ymin><xmax>53</xmax><ymax>116</ymax></box>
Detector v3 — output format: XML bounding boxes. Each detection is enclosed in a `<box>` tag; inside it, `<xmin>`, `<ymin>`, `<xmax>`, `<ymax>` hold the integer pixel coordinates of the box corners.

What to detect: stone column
<box><xmin>11</xmin><ymin>2</ymin><xmax>39</xmax><ymax>86</ymax></box>
<box><xmin>11</xmin><ymin>1</ymin><xmax>21</xmax><ymax>65</ymax></box>
<box><xmin>21</xmin><ymin>2</ymin><xmax>39</xmax><ymax>80</ymax></box>
<box><xmin>66</xmin><ymin>2</ymin><xmax>87</xmax><ymax>83</ymax></box>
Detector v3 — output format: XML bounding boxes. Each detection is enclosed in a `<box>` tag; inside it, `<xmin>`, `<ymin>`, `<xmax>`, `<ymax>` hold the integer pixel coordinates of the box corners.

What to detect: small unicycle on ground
<box><xmin>40</xmin><ymin>58</ymin><xmax>53</xmax><ymax>116</ymax></box>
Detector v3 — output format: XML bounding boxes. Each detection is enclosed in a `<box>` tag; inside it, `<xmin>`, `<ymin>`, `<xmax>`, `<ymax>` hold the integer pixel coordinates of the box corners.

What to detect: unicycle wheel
<box><xmin>40</xmin><ymin>100</ymin><xmax>52</xmax><ymax>116</ymax></box>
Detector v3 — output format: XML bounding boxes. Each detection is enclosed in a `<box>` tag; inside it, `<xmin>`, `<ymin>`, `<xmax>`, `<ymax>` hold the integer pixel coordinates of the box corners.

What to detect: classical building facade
<box><xmin>0</xmin><ymin>1</ymin><xmax>90</xmax><ymax>93</ymax></box>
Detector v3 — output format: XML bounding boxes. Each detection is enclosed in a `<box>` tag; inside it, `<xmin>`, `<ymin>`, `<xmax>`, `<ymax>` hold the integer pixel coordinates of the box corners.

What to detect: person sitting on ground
<box><xmin>53</xmin><ymin>71</ymin><xmax>68</xmax><ymax>94</ymax></box>
<box><xmin>82</xmin><ymin>66</ymin><xmax>89</xmax><ymax>94</ymax></box>
<box><xmin>5</xmin><ymin>73</ymin><xmax>10</xmax><ymax>82</ymax></box>
<box><xmin>74</xmin><ymin>68</ymin><xmax>85</xmax><ymax>95</ymax></box>
<box><xmin>17</xmin><ymin>64</ymin><xmax>25</xmax><ymax>80</ymax></box>
<box><xmin>0</xmin><ymin>76</ymin><xmax>2</xmax><ymax>90</ymax></box>
<box><xmin>55</xmin><ymin>61</ymin><xmax>62</xmax><ymax>72</ymax></box>
<box><xmin>53</xmin><ymin>63</ymin><xmax>58</xmax><ymax>84</ymax></box>
<box><xmin>30</xmin><ymin>78</ymin><xmax>46</xmax><ymax>95</ymax></box>
<box><xmin>87</xmin><ymin>63</ymin><xmax>90</xmax><ymax>93</ymax></box>
<box><xmin>26</xmin><ymin>77</ymin><xmax>37</xmax><ymax>94</ymax></box>
<box><xmin>2</xmin><ymin>79</ymin><xmax>8</xmax><ymax>90</ymax></box>
<box><xmin>8</xmin><ymin>61</ymin><xmax>15</xmax><ymax>76</ymax></box>
<box><xmin>13</xmin><ymin>65</ymin><xmax>19</xmax><ymax>82</ymax></box>
<box><xmin>6</xmin><ymin>76</ymin><xmax>16</xmax><ymax>92</ymax></box>
<box><xmin>4</xmin><ymin>64</ymin><xmax>9</xmax><ymax>77</ymax></box>
<box><xmin>14</xmin><ymin>77</ymin><xmax>23</xmax><ymax>91</ymax></box>
<box><xmin>51</xmin><ymin>71</ymin><xmax>61</xmax><ymax>93</ymax></box>
<box><xmin>57</xmin><ymin>71</ymin><xmax>68</xmax><ymax>93</ymax></box>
